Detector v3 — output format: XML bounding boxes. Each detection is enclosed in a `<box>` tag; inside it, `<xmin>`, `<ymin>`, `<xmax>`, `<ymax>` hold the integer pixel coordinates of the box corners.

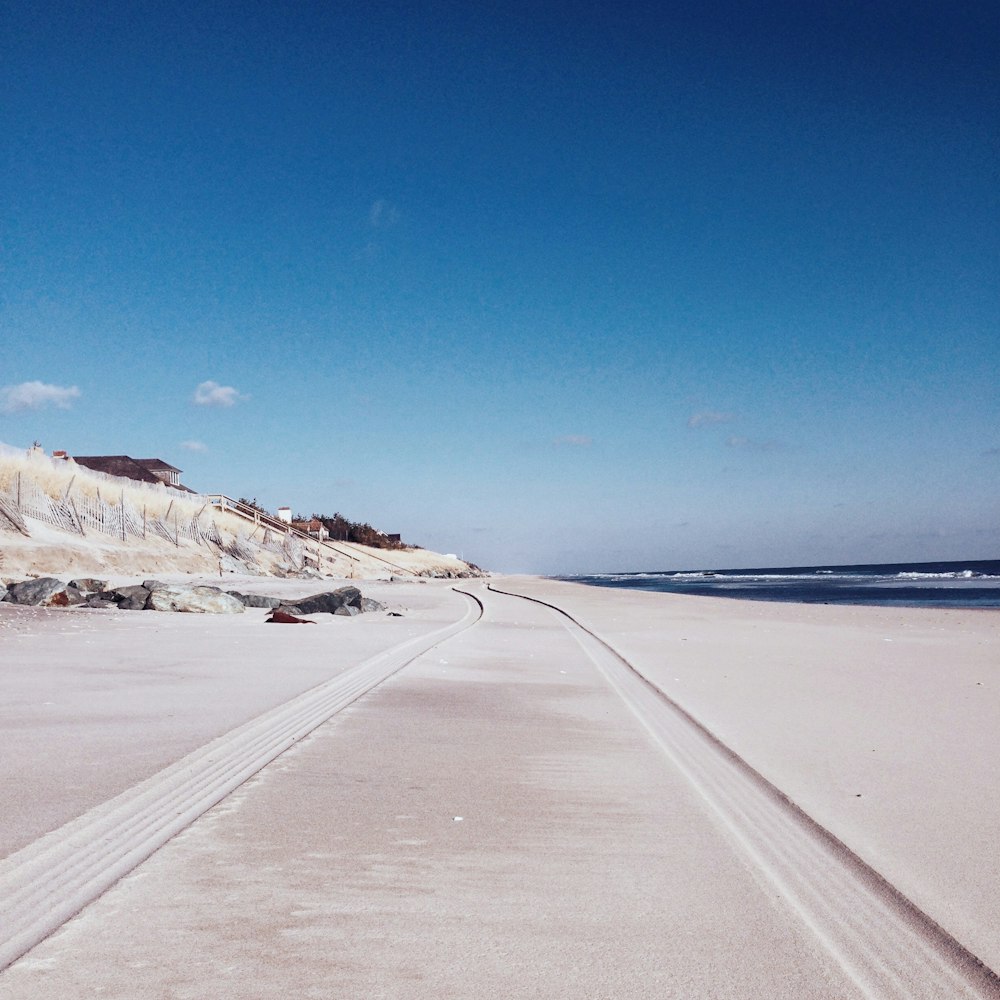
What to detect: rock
<box><xmin>219</xmin><ymin>554</ymin><xmax>258</xmax><ymax>575</ymax></box>
<box><xmin>334</xmin><ymin>605</ymin><xmax>360</xmax><ymax>616</ymax></box>
<box><xmin>278</xmin><ymin>587</ymin><xmax>362</xmax><ymax>616</ymax></box>
<box><xmin>5</xmin><ymin>577</ymin><xmax>61</xmax><ymax>605</ymax></box>
<box><xmin>266</xmin><ymin>610</ymin><xmax>316</xmax><ymax>624</ymax></box>
<box><xmin>6</xmin><ymin>578</ymin><xmax>85</xmax><ymax>607</ymax></box>
<box><xmin>360</xmin><ymin>597</ymin><xmax>386</xmax><ymax>613</ymax></box>
<box><xmin>227</xmin><ymin>591</ymin><xmax>282</xmax><ymax>609</ymax></box>
<box><xmin>69</xmin><ymin>578</ymin><xmax>107</xmax><ymax>594</ymax></box>
<box><xmin>86</xmin><ymin>597</ymin><xmax>118</xmax><ymax>609</ymax></box>
<box><xmin>45</xmin><ymin>586</ymin><xmax>87</xmax><ymax>607</ymax></box>
<box><xmin>112</xmin><ymin>585</ymin><xmax>152</xmax><ymax>611</ymax></box>
<box><xmin>149</xmin><ymin>586</ymin><xmax>245</xmax><ymax>614</ymax></box>
<box><xmin>142</xmin><ymin>580</ymin><xmax>168</xmax><ymax>592</ymax></box>
<box><xmin>387</xmin><ymin>611</ymin><xmax>404</xmax><ymax>617</ymax></box>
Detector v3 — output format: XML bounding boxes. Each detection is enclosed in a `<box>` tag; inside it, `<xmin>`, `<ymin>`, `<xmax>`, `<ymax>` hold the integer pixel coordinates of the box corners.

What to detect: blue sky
<box><xmin>2</xmin><ymin>1</ymin><xmax>997</xmax><ymax>573</ymax></box>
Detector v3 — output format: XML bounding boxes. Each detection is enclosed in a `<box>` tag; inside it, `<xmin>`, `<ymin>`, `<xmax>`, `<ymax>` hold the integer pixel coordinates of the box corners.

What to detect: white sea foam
<box><xmin>894</xmin><ymin>571</ymin><xmax>995</xmax><ymax>581</ymax></box>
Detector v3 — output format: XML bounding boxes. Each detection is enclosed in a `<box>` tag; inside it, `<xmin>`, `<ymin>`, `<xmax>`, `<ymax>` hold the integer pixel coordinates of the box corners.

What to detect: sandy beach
<box><xmin>1</xmin><ymin>574</ymin><xmax>998</xmax><ymax>998</ymax></box>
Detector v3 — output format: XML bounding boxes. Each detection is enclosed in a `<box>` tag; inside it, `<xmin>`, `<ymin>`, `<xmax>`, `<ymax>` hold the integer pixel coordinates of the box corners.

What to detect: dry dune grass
<box><xmin>0</xmin><ymin>445</ymin><xmax>291</xmax><ymax>577</ymax></box>
<box><xmin>0</xmin><ymin>445</ymin><xmax>482</xmax><ymax>581</ymax></box>
<box><xmin>0</xmin><ymin>448</ymin><xmax>205</xmax><ymax>523</ymax></box>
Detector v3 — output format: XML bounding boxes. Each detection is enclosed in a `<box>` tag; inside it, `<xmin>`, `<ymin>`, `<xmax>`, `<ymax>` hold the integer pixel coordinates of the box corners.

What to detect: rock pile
<box><xmin>1</xmin><ymin>578</ymin><xmax>387</xmax><ymax>617</ymax></box>
<box><xmin>0</xmin><ymin>578</ymin><xmax>246</xmax><ymax>614</ymax></box>
<box><xmin>228</xmin><ymin>585</ymin><xmax>386</xmax><ymax>616</ymax></box>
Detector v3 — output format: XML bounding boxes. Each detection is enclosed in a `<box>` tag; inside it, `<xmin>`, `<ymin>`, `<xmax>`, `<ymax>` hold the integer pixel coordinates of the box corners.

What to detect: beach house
<box><xmin>69</xmin><ymin>455</ymin><xmax>196</xmax><ymax>493</ymax></box>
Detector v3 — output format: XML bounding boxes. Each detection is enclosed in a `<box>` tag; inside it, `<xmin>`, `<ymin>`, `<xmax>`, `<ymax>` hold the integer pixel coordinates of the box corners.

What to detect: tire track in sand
<box><xmin>489</xmin><ymin>583</ymin><xmax>1000</xmax><ymax>1000</ymax></box>
<box><xmin>0</xmin><ymin>589</ymin><xmax>483</xmax><ymax>971</ymax></box>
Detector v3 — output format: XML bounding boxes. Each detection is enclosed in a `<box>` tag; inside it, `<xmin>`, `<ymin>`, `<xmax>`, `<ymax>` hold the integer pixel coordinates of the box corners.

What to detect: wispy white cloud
<box><xmin>180</xmin><ymin>440</ymin><xmax>208</xmax><ymax>452</ymax></box>
<box><xmin>369</xmin><ymin>198</ymin><xmax>399</xmax><ymax>229</ymax></box>
<box><xmin>193</xmin><ymin>380</ymin><xmax>247</xmax><ymax>407</ymax></box>
<box><xmin>553</xmin><ymin>435</ymin><xmax>593</xmax><ymax>447</ymax></box>
<box><xmin>0</xmin><ymin>381</ymin><xmax>81</xmax><ymax>413</ymax></box>
<box><xmin>725</xmin><ymin>435</ymin><xmax>782</xmax><ymax>452</ymax></box>
<box><xmin>687</xmin><ymin>410</ymin><xmax>734</xmax><ymax>428</ymax></box>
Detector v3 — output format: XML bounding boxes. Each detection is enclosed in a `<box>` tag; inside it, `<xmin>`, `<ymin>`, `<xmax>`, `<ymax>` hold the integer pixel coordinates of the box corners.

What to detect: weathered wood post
<box><xmin>69</xmin><ymin>497</ymin><xmax>85</xmax><ymax>536</ymax></box>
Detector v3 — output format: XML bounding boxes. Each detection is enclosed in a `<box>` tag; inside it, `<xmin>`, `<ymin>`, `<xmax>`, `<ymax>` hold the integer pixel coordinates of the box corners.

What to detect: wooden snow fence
<box><xmin>202</xmin><ymin>520</ymin><xmax>225</xmax><ymax>548</ymax></box>
<box><xmin>0</xmin><ymin>492</ymin><xmax>30</xmax><ymax>536</ymax></box>
<box><xmin>72</xmin><ymin>492</ymin><xmax>136</xmax><ymax>539</ymax></box>
<box><xmin>9</xmin><ymin>476</ymin><xmax>82</xmax><ymax>535</ymax></box>
<box><xmin>224</xmin><ymin>531</ymin><xmax>258</xmax><ymax>563</ymax></box>
<box><xmin>0</xmin><ymin>466</ymin><xmax>223</xmax><ymax>552</ymax></box>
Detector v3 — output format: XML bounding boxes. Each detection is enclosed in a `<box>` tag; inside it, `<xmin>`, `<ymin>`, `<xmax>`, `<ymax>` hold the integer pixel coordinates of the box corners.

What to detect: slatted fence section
<box><xmin>9</xmin><ymin>477</ymin><xmax>81</xmax><ymax>535</ymax></box>
<box><xmin>0</xmin><ymin>493</ymin><xmax>30</xmax><ymax>536</ymax></box>
<box><xmin>0</xmin><ymin>467</ymin><xmax>225</xmax><ymax>551</ymax></box>
<box><xmin>0</xmin><ymin>464</ymin><xmax>311</xmax><ymax>572</ymax></box>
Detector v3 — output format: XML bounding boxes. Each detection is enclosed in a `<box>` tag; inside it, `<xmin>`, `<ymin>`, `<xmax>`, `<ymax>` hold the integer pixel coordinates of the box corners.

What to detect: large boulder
<box><xmin>86</xmin><ymin>597</ymin><xmax>118</xmax><ymax>609</ymax></box>
<box><xmin>44</xmin><ymin>586</ymin><xmax>87</xmax><ymax>607</ymax></box>
<box><xmin>4</xmin><ymin>578</ymin><xmax>60</xmax><ymax>605</ymax></box>
<box><xmin>109</xmin><ymin>585</ymin><xmax>152</xmax><ymax>611</ymax></box>
<box><xmin>278</xmin><ymin>586</ymin><xmax>362</xmax><ymax>616</ymax></box>
<box><xmin>69</xmin><ymin>578</ymin><xmax>107</xmax><ymax>594</ymax></box>
<box><xmin>360</xmin><ymin>597</ymin><xmax>386</xmax><ymax>613</ymax></box>
<box><xmin>5</xmin><ymin>578</ymin><xmax>86</xmax><ymax>607</ymax></box>
<box><xmin>228</xmin><ymin>591</ymin><xmax>282</xmax><ymax>609</ymax></box>
<box><xmin>149</xmin><ymin>586</ymin><xmax>245</xmax><ymax>614</ymax></box>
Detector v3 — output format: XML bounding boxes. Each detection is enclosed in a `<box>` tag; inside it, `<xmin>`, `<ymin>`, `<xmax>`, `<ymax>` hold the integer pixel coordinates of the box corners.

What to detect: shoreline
<box><xmin>556</xmin><ymin>558</ymin><xmax>1000</xmax><ymax>610</ymax></box>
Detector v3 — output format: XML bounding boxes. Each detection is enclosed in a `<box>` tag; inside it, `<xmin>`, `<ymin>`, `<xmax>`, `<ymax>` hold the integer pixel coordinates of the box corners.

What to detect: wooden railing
<box><xmin>205</xmin><ymin>495</ymin><xmax>416</xmax><ymax>574</ymax></box>
<box><xmin>204</xmin><ymin>495</ymin><xmax>351</xmax><ymax>560</ymax></box>
<box><xmin>206</xmin><ymin>494</ymin><xmax>304</xmax><ymax>536</ymax></box>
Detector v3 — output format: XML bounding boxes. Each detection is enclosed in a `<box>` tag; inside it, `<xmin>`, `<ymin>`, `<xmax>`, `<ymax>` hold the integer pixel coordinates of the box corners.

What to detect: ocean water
<box><xmin>564</xmin><ymin>559</ymin><xmax>1000</xmax><ymax>609</ymax></box>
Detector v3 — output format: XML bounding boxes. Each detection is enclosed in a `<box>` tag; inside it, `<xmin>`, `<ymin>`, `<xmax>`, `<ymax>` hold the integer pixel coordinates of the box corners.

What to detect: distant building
<box><xmin>70</xmin><ymin>455</ymin><xmax>196</xmax><ymax>493</ymax></box>
<box><xmin>290</xmin><ymin>517</ymin><xmax>329</xmax><ymax>541</ymax></box>
<box><xmin>134</xmin><ymin>458</ymin><xmax>183</xmax><ymax>487</ymax></box>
